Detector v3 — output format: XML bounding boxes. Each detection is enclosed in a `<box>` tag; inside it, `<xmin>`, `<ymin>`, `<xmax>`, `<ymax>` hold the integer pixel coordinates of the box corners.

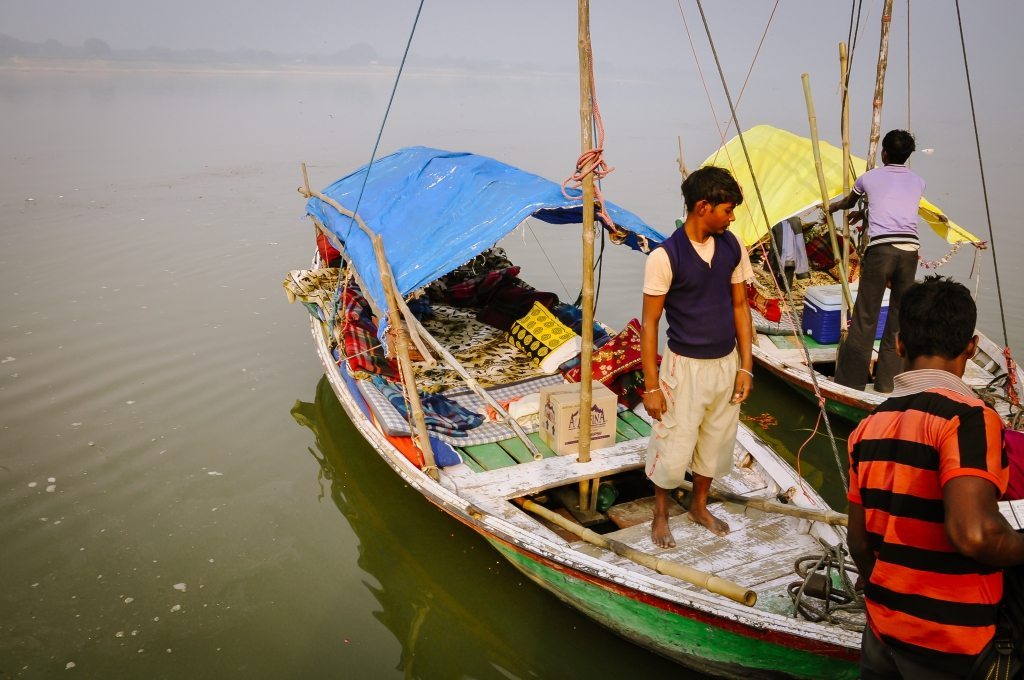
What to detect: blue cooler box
<box><xmin>801</xmin><ymin>283</ymin><xmax>890</xmax><ymax>344</ymax></box>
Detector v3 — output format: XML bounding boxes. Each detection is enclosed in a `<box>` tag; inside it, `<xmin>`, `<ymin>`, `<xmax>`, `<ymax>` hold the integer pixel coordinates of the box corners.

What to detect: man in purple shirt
<box><xmin>829</xmin><ymin>129</ymin><xmax>924</xmax><ymax>392</ymax></box>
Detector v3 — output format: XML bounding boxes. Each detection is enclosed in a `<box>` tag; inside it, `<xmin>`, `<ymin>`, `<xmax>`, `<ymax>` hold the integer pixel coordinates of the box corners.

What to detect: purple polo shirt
<box><xmin>853</xmin><ymin>164</ymin><xmax>925</xmax><ymax>247</ymax></box>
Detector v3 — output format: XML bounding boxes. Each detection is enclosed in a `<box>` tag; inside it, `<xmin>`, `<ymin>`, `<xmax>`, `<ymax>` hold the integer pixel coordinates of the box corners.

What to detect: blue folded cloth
<box><xmin>370</xmin><ymin>375</ymin><xmax>484</xmax><ymax>438</ymax></box>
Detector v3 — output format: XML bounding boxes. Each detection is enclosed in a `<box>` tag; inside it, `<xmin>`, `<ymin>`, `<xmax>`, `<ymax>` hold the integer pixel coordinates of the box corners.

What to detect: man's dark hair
<box><xmin>681</xmin><ymin>166</ymin><xmax>744</xmax><ymax>212</ymax></box>
<box><xmin>898</xmin><ymin>275</ymin><xmax>977</xmax><ymax>360</ymax></box>
<box><xmin>882</xmin><ymin>129</ymin><xmax>916</xmax><ymax>164</ymax></box>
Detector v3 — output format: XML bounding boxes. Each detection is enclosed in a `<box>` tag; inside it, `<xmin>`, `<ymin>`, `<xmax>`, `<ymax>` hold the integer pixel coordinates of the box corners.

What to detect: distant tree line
<box><xmin>0</xmin><ymin>34</ymin><xmax>382</xmax><ymax>67</ymax></box>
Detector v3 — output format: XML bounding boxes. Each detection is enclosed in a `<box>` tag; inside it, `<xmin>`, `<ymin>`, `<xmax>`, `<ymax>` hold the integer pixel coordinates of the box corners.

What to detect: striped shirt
<box><xmin>848</xmin><ymin>369</ymin><xmax>1008</xmax><ymax>672</ymax></box>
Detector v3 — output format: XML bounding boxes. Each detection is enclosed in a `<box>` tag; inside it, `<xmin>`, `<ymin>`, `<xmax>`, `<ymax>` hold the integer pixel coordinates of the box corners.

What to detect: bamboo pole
<box><xmin>576</xmin><ymin>0</ymin><xmax>599</xmax><ymax>512</ymax></box>
<box><xmin>802</xmin><ymin>73</ymin><xmax>855</xmax><ymax>313</ymax></box>
<box><xmin>674</xmin><ymin>480</ymin><xmax>848</xmax><ymax>527</ymax></box>
<box><xmin>677</xmin><ymin>135</ymin><xmax>689</xmax><ymax>179</ymax></box>
<box><xmin>298</xmin><ymin>182</ymin><xmax>434</xmax><ymax>364</ymax></box>
<box><xmin>373</xmin><ymin>233</ymin><xmax>438</xmax><ymax>480</ymax></box>
<box><xmin>576</xmin><ymin>0</ymin><xmax>596</xmax><ymax>467</ymax></box>
<box><xmin>866</xmin><ymin>0</ymin><xmax>894</xmax><ymax>170</ymax></box>
<box><xmin>516</xmin><ymin>498</ymin><xmax>757</xmax><ymax>606</ymax></box>
<box><xmin>305</xmin><ymin>214</ymin><xmax>543</xmax><ymax>461</ymax></box>
<box><xmin>839</xmin><ymin>43</ymin><xmax>853</xmax><ymax>340</ymax></box>
<box><xmin>403</xmin><ymin>314</ymin><xmax>545</xmax><ymax>460</ymax></box>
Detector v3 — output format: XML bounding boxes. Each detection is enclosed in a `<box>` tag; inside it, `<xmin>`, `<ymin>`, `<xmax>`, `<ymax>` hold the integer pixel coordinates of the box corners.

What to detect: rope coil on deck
<box><xmin>788</xmin><ymin>544</ymin><xmax>864</xmax><ymax>632</ymax></box>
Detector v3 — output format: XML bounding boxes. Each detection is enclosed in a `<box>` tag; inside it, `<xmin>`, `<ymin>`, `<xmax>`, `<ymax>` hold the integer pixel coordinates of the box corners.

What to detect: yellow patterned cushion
<box><xmin>506</xmin><ymin>302</ymin><xmax>582</xmax><ymax>373</ymax></box>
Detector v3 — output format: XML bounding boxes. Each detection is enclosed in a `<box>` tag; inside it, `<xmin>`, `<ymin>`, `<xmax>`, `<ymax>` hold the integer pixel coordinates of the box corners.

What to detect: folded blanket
<box><xmin>564</xmin><ymin>318</ymin><xmax>645</xmax><ymax>390</ymax></box>
<box><xmin>805</xmin><ymin>233</ymin><xmax>837</xmax><ymax>270</ymax></box>
<box><xmin>550</xmin><ymin>303</ymin><xmax>612</xmax><ymax>347</ymax></box>
<box><xmin>476</xmin><ymin>284</ymin><xmax>559</xmax><ymax>332</ymax></box>
<box><xmin>337</xmin><ymin>287</ymin><xmax>400</xmax><ymax>379</ymax></box>
<box><xmin>747</xmin><ymin>283</ymin><xmax>782</xmax><ymax>323</ymax></box>
<box><xmin>370</xmin><ymin>375</ymin><xmax>484</xmax><ymax>437</ymax></box>
<box><xmin>444</xmin><ymin>266</ymin><xmax>521</xmax><ymax>307</ymax></box>
<box><xmin>507</xmin><ymin>301</ymin><xmax>582</xmax><ymax>374</ymax></box>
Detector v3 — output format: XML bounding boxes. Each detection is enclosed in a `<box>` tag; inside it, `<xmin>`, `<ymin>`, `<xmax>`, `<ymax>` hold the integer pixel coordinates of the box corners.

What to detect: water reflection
<box><xmin>291</xmin><ymin>376</ymin><xmax>690</xmax><ymax>680</ymax></box>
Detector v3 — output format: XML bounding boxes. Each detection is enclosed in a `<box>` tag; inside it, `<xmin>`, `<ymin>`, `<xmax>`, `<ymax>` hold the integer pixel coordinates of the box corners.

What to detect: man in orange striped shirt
<box><xmin>847</xmin><ymin>275</ymin><xmax>1024</xmax><ymax>678</ymax></box>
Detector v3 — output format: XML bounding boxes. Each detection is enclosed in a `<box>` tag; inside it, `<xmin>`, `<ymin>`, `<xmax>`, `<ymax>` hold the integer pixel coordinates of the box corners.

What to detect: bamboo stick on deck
<box><xmin>517</xmin><ymin>498</ymin><xmax>757</xmax><ymax>606</ymax></box>
<box><xmin>674</xmin><ymin>480</ymin><xmax>848</xmax><ymax>527</ymax></box>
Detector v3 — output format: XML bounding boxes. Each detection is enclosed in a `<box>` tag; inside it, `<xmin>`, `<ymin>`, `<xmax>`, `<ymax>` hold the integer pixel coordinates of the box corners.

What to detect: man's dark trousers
<box><xmin>835</xmin><ymin>243</ymin><xmax>918</xmax><ymax>392</ymax></box>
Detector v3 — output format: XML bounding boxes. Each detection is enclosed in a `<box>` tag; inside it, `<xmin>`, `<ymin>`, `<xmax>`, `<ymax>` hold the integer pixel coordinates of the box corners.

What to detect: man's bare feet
<box><xmin>687</xmin><ymin>507</ymin><xmax>730</xmax><ymax>537</ymax></box>
<box><xmin>651</xmin><ymin>485</ymin><xmax>676</xmax><ymax>548</ymax></box>
<box><xmin>651</xmin><ymin>513</ymin><xmax>676</xmax><ymax>548</ymax></box>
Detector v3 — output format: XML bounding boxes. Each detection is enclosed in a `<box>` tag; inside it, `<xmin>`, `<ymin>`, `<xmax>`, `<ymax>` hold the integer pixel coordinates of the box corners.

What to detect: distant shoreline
<box><xmin>0</xmin><ymin>57</ymin><xmax>574</xmax><ymax>80</ymax></box>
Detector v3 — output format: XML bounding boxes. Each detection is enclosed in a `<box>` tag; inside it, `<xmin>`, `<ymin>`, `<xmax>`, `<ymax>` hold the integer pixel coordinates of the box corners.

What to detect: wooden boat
<box><xmin>286</xmin><ymin>145</ymin><xmax>868</xmax><ymax>679</ymax></box>
<box><xmin>703</xmin><ymin>124</ymin><xmax>1024</xmax><ymax>426</ymax></box>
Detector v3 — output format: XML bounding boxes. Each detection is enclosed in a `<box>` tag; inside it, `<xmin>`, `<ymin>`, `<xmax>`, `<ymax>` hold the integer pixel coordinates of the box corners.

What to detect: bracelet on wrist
<box><xmin>737</xmin><ymin>368</ymin><xmax>754</xmax><ymax>378</ymax></box>
<box><xmin>644</xmin><ymin>387</ymin><xmax>661</xmax><ymax>395</ymax></box>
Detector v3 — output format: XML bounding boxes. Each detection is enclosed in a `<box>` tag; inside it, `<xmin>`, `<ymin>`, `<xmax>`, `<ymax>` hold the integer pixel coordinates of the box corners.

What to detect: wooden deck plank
<box><xmin>615</xmin><ymin>417</ymin><xmax>642</xmax><ymax>442</ymax></box>
<box><xmin>455</xmin><ymin>450</ymin><xmax>486</xmax><ymax>473</ymax></box>
<box><xmin>716</xmin><ymin>533</ymin><xmax>823</xmax><ymax>587</ymax></box>
<box><xmin>619</xmin><ymin>411</ymin><xmax>652</xmax><ymax>436</ymax></box>
<box><xmin>527</xmin><ymin>432</ymin><xmax>559</xmax><ymax>458</ymax></box>
<box><xmin>575</xmin><ymin>504</ymin><xmax>804</xmax><ymax>580</ymax></box>
<box><xmin>462</xmin><ymin>442</ymin><xmax>519</xmax><ymax>471</ymax></box>
<box><xmin>451</xmin><ymin>438</ymin><xmax>648</xmax><ymax>499</ymax></box>
<box><xmin>497</xmin><ymin>437</ymin><xmax>539</xmax><ymax>465</ymax></box>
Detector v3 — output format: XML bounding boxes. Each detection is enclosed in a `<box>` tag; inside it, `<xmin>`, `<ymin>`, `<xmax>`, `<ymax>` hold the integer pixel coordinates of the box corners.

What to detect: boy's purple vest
<box><xmin>658</xmin><ymin>227</ymin><xmax>741</xmax><ymax>359</ymax></box>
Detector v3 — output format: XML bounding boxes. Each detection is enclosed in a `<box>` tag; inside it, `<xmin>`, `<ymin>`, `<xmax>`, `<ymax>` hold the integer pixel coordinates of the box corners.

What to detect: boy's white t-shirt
<box><xmin>643</xmin><ymin>236</ymin><xmax>754</xmax><ymax>296</ymax></box>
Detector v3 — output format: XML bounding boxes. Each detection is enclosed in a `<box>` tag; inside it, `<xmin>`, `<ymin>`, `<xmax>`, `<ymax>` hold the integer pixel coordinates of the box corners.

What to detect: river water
<box><xmin>0</xmin><ymin>62</ymin><xmax>1020</xmax><ymax>679</ymax></box>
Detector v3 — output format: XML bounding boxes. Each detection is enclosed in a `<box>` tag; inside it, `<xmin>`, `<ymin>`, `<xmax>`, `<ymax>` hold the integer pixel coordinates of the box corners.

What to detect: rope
<box><xmin>954</xmin><ymin>1</ymin><xmax>1019</xmax><ymax>410</ymax></box>
<box><xmin>788</xmin><ymin>547</ymin><xmax>864</xmax><ymax>631</ymax></box>
<box><xmin>526</xmin><ymin>219</ymin><xmax>572</xmax><ymax>300</ymax></box>
<box><xmin>794</xmin><ymin>398</ymin><xmax>828</xmax><ymax>498</ymax></box>
<box><xmin>326</xmin><ymin>0</ymin><xmax>425</xmax><ymax>334</ymax></box>
<box><xmin>561</xmin><ymin>42</ymin><xmax>625</xmax><ymax>244</ymax></box>
<box><xmin>693</xmin><ymin>0</ymin><xmax>848</xmax><ymax>490</ymax></box>
<box><xmin>954</xmin><ymin>2</ymin><xmax>1012</xmax><ymax>352</ymax></box>
<box><xmin>674</xmin><ymin>0</ymin><xmax>778</xmax><ymax>143</ymax></box>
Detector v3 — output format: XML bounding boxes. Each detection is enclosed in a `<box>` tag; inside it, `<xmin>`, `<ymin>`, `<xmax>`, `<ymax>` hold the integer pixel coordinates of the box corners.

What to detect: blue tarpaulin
<box><xmin>306</xmin><ymin>147</ymin><xmax>666</xmax><ymax>328</ymax></box>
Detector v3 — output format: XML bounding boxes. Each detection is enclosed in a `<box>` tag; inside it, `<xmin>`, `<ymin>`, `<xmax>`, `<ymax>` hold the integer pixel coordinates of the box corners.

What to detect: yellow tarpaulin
<box><xmin>701</xmin><ymin>125</ymin><xmax>980</xmax><ymax>248</ymax></box>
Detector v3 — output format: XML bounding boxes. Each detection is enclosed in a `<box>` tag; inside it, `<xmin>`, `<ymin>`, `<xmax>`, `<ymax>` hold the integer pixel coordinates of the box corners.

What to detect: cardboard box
<box><xmin>538</xmin><ymin>381</ymin><xmax>618</xmax><ymax>456</ymax></box>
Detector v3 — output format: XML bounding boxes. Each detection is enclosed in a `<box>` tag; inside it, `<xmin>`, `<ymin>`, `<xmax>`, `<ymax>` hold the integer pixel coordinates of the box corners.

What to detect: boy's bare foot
<box><xmin>651</xmin><ymin>513</ymin><xmax>676</xmax><ymax>548</ymax></box>
<box><xmin>687</xmin><ymin>508</ymin><xmax>730</xmax><ymax>537</ymax></box>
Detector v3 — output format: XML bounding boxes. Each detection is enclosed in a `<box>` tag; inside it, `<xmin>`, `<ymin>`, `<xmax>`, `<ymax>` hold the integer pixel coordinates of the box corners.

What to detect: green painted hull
<box><xmin>790</xmin><ymin>383</ymin><xmax>871</xmax><ymax>424</ymax></box>
<box><xmin>489</xmin><ymin>540</ymin><xmax>859</xmax><ymax>680</ymax></box>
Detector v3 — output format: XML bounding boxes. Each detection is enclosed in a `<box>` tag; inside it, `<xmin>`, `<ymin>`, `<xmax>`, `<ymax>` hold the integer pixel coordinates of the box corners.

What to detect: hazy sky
<box><xmin>4</xmin><ymin>1</ymin><xmax>1021</xmax><ymax>75</ymax></box>
<box><xmin>3</xmin><ymin>1</ymin><xmax>1020</xmax><ymax>148</ymax></box>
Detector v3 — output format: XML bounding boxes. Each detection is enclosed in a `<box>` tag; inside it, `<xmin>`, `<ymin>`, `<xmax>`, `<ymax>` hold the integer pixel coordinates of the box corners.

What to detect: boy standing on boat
<box><xmin>829</xmin><ymin>129</ymin><xmax>923</xmax><ymax>393</ymax></box>
<box><xmin>641</xmin><ymin>166</ymin><xmax>754</xmax><ymax>545</ymax></box>
<box><xmin>847</xmin><ymin>275</ymin><xmax>1024</xmax><ymax>679</ymax></box>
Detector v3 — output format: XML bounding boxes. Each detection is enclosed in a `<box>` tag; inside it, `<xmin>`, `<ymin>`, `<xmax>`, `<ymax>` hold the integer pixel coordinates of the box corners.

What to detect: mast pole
<box><xmin>866</xmin><ymin>0</ymin><xmax>894</xmax><ymax>169</ymax></box>
<box><xmin>576</xmin><ymin>0</ymin><xmax>596</xmax><ymax>468</ymax></box>
<box><xmin>840</xmin><ymin>42</ymin><xmax>852</xmax><ymax>339</ymax></box>
<box><xmin>803</xmin><ymin>73</ymin><xmax>855</xmax><ymax>313</ymax></box>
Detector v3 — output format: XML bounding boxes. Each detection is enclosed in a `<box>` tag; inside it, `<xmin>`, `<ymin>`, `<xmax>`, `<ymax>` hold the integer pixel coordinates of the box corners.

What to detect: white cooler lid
<box><xmin>804</xmin><ymin>282</ymin><xmax>890</xmax><ymax>311</ymax></box>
